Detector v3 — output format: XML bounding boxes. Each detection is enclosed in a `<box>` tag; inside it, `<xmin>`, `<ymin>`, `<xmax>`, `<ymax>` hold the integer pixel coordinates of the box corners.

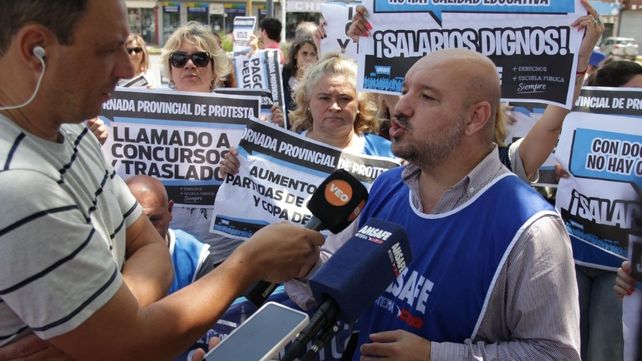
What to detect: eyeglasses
<box><xmin>169</xmin><ymin>51</ymin><xmax>212</xmax><ymax>68</ymax></box>
<box><xmin>126</xmin><ymin>47</ymin><xmax>143</xmax><ymax>55</ymax></box>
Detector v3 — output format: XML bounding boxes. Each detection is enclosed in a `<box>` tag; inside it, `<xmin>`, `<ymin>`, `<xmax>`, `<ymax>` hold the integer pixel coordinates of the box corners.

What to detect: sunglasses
<box><xmin>169</xmin><ymin>51</ymin><xmax>212</xmax><ymax>68</ymax></box>
<box><xmin>126</xmin><ymin>47</ymin><xmax>143</xmax><ymax>55</ymax></box>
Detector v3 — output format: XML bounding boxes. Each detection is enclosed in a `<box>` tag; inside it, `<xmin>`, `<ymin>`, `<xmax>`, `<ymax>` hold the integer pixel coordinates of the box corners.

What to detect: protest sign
<box><xmin>357</xmin><ymin>0</ymin><xmax>584</xmax><ymax>108</ymax></box>
<box><xmin>320</xmin><ymin>2</ymin><xmax>360</xmax><ymax>59</ymax></box>
<box><xmin>555</xmin><ymin>87</ymin><xmax>642</xmax><ymax>269</ymax></box>
<box><xmin>233</xmin><ymin>16</ymin><xmax>257</xmax><ymax>56</ymax></box>
<box><xmin>99</xmin><ymin>88</ymin><xmax>260</xmax><ymax>207</ymax></box>
<box><xmin>215</xmin><ymin>88</ymin><xmax>274</xmax><ymax>123</ymax></box>
<box><xmin>233</xmin><ymin>50</ymin><xmax>287</xmax><ymax>127</ymax></box>
<box><xmin>118</xmin><ymin>73</ymin><xmax>150</xmax><ymax>88</ymax></box>
<box><xmin>211</xmin><ymin>119</ymin><xmax>400</xmax><ymax>239</ymax></box>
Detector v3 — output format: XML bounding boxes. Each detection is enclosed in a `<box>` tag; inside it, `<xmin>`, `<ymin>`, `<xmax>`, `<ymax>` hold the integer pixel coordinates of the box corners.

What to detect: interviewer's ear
<box><xmin>16</xmin><ymin>24</ymin><xmax>52</xmax><ymax>67</ymax></box>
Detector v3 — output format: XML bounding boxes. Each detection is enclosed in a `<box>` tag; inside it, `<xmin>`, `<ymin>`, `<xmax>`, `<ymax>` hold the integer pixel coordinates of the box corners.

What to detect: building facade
<box><xmin>126</xmin><ymin>0</ymin><xmax>278</xmax><ymax>46</ymax></box>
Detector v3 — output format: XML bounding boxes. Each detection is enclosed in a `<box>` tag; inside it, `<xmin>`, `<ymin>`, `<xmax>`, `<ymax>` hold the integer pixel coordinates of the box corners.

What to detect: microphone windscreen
<box><xmin>306</xmin><ymin>169</ymin><xmax>368</xmax><ymax>233</ymax></box>
<box><xmin>308</xmin><ymin>218</ymin><xmax>413</xmax><ymax>323</ymax></box>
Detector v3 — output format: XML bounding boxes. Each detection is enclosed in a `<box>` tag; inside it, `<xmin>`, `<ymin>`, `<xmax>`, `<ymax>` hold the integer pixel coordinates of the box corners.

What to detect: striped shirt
<box><xmin>0</xmin><ymin>115</ymin><xmax>141</xmax><ymax>345</ymax></box>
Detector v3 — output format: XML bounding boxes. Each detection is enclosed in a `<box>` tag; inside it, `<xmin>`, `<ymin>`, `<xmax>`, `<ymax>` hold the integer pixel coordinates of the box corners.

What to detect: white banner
<box><xmin>233</xmin><ymin>50</ymin><xmax>287</xmax><ymax>127</ymax></box>
<box><xmin>320</xmin><ymin>2</ymin><xmax>360</xmax><ymax>60</ymax></box>
<box><xmin>211</xmin><ymin>119</ymin><xmax>400</xmax><ymax>239</ymax></box>
<box><xmin>554</xmin><ymin>87</ymin><xmax>642</xmax><ymax>268</ymax></box>
<box><xmin>233</xmin><ymin>16</ymin><xmax>257</xmax><ymax>56</ymax></box>
<box><xmin>99</xmin><ymin>88</ymin><xmax>260</xmax><ymax>207</ymax></box>
<box><xmin>357</xmin><ymin>0</ymin><xmax>585</xmax><ymax>108</ymax></box>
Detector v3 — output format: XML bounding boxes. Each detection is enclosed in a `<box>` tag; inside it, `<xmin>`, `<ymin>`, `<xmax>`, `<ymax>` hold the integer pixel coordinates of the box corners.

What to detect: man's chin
<box><xmin>391</xmin><ymin>145</ymin><xmax>414</xmax><ymax>161</ymax></box>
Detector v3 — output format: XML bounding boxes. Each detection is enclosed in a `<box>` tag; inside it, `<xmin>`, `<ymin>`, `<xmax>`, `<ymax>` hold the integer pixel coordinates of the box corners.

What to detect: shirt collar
<box><xmin>400</xmin><ymin>146</ymin><xmax>506</xmax><ymax>213</ymax></box>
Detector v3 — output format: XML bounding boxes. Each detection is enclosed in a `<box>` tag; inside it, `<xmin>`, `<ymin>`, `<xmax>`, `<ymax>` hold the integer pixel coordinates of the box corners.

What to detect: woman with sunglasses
<box><xmin>118</xmin><ymin>33</ymin><xmax>152</xmax><ymax>88</ymax></box>
<box><xmin>160</xmin><ymin>21</ymin><xmax>231</xmax><ymax>92</ymax></box>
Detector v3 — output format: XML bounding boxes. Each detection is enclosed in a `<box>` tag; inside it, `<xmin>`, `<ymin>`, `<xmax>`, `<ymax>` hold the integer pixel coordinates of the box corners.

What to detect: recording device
<box><xmin>282</xmin><ymin>218</ymin><xmax>413</xmax><ymax>361</ymax></box>
<box><xmin>0</xmin><ymin>46</ymin><xmax>46</xmax><ymax>111</ymax></box>
<box><xmin>244</xmin><ymin>169</ymin><xmax>369</xmax><ymax>307</ymax></box>
<box><xmin>202</xmin><ymin>302</ymin><xmax>309</xmax><ymax>361</ymax></box>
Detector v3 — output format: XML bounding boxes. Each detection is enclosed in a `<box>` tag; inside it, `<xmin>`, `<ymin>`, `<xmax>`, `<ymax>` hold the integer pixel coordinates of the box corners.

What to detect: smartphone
<box><xmin>203</xmin><ymin>302</ymin><xmax>309</xmax><ymax>361</ymax></box>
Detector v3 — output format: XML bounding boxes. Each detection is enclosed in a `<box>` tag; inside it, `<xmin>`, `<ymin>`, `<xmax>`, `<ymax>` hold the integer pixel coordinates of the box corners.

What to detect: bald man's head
<box><xmin>126</xmin><ymin>175</ymin><xmax>173</xmax><ymax>242</ymax></box>
<box><xmin>390</xmin><ymin>49</ymin><xmax>500</xmax><ymax>168</ymax></box>
<box><xmin>411</xmin><ymin>49</ymin><xmax>500</xmax><ymax>141</ymax></box>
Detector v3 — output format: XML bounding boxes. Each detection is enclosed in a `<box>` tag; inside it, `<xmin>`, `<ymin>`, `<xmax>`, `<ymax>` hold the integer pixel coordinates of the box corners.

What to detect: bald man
<box><xmin>127</xmin><ymin>175</ymin><xmax>217</xmax><ymax>294</ymax></box>
<box><xmin>288</xmin><ymin>49</ymin><xmax>580</xmax><ymax>360</ymax></box>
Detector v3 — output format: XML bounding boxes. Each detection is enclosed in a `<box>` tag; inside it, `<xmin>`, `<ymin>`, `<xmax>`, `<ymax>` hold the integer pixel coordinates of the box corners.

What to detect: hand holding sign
<box><xmin>347</xmin><ymin>5</ymin><xmax>370</xmax><ymax>43</ymax></box>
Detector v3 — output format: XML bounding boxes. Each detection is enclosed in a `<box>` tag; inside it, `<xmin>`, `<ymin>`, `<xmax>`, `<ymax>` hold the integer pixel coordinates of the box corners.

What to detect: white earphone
<box><xmin>0</xmin><ymin>46</ymin><xmax>46</xmax><ymax>111</ymax></box>
<box><xmin>33</xmin><ymin>46</ymin><xmax>46</xmax><ymax>60</ymax></box>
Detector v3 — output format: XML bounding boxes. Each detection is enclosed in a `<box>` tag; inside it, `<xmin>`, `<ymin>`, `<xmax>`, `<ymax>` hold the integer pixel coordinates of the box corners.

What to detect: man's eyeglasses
<box><xmin>169</xmin><ymin>51</ymin><xmax>212</xmax><ymax>68</ymax></box>
<box><xmin>126</xmin><ymin>47</ymin><xmax>143</xmax><ymax>55</ymax></box>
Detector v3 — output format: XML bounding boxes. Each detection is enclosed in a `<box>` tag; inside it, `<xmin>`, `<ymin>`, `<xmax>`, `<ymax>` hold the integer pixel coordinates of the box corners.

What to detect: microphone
<box><xmin>244</xmin><ymin>169</ymin><xmax>369</xmax><ymax>307</ymax></box>
<box><xmin>282</xmin><ymin>218</ymin><xmax>413</xmax><ymax>361</ymax></box>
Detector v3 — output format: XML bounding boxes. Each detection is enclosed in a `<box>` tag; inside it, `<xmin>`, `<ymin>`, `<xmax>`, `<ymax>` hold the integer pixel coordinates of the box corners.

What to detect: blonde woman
<box><xmin>160</xmin><ymin>21</ymin><xmax>231</xmax><ymax>92</ymax></box>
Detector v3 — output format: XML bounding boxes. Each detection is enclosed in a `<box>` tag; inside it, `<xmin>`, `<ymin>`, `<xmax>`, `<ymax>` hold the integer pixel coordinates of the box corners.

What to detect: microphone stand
<box><xmin>281</xmin><ymin>299</ymin><xmax>339</xmax><ymax>361</ymax></box>
<box><xmin>300</xmin><ymin>321</ymin><xmax>341</xmax><ymax>361</ymax></box>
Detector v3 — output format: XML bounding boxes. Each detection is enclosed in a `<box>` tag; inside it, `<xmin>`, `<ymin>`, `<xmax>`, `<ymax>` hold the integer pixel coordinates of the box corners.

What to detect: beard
<box><xmin>392</xmin><ymin>114</ymin><xmax>466</xmax><ymax>169</ymax></box>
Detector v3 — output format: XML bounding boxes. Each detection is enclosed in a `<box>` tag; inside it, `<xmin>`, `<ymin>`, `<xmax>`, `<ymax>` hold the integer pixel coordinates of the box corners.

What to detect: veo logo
<box><xmin>324</xmin><ymin>179</ymin><xmax>352</xmax><ymax>206</ymax></box>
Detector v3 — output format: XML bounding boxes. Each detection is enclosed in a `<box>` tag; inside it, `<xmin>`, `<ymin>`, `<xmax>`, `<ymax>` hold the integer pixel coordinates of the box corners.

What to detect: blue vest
<box><xmin>352</xmin><ymin>167</ymin><xmax>556</xmax><ymax>358</ymax></box>
<box><xmin>169</xmin><ymin>229</ymin><xmax>208</xmax><ymax>294</ymax></box>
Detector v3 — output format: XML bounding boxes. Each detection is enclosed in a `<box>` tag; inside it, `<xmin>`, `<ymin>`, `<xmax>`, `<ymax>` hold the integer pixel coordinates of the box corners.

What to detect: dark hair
<box><xmin>587</xmin><ymin>60</ymin><xmax>642</xmax><ymax>87</ymax></box>
<box><xmin>284</xmin><ymin>37</ymin><xmax>316</xmax><ymax>76</ymax></box>
<box><xmin>0</xmin><ymin>0</ymin><xmax>88</xmax><ymax>56</ymax></box>
<box><xmin>259</xmin><ymin>17</ymin><xmax>282</xmax><ymax>43</ymax></box>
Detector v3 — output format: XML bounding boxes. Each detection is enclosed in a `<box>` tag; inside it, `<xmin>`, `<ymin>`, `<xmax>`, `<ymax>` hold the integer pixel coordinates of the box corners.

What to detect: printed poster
<box><xmin>233</xmin><ymin>50</ymin><xmax>287</xmax><ymax>127</ymax></box>
<box><xmin>233</xmin><ymin>16</ymin><xmax>257</xmax><ymax>56</ymax></box>
<box><xmin>320</xmin><ymin>2</ymin><xmax>361</xmax><ymax>59</ymax></box>
<box><xmin>211</xmin><ymin>119</ymin><xmax>400</xmax><ymax>239</ymax></box>
<box><xmin>357</xmin><ymin>0</ymin><xmax>585</xmax><ymax>108</ymax></box>
<box><xmin>555</xmin><ymin>87</ymin><xmax>642</xmax><ymax>268</ymax></box>
<box><xmin>215</xmin><ymin>88</ymin><xmax>274</xmax><ymax>124</ymax></box>
<box><xmin>99</xmin><ymin>88</ymin><xmax>260</xmax><ymax>207</ymax></box>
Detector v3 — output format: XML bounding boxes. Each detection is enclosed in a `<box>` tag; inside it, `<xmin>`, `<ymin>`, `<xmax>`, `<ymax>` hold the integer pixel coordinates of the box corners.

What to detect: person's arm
<box><xmin>121</xmin><ymin>213</ymin><xmax>173</xmax><ymax>306</ymax></box>
<box><xmin>0</xmin><ymin>334</ymin><xmax>72</xmax><ymax>361</ymax></box>
<box><xmin>516</xmin><ymin>0</ymin><xmax>604</xmax><ymax>180</ymax></box>
<box><xmin>47</xmin><ymin>222</ymin><xmax>323</xmax><ymax>361</ymax></box>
